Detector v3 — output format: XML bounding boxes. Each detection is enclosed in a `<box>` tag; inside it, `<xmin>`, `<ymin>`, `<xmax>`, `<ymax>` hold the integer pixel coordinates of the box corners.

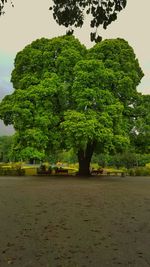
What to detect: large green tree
<box><xmin>0</xmin><ymin>35</ymin><xmax>143</xmax><ymax>175</ymax></box>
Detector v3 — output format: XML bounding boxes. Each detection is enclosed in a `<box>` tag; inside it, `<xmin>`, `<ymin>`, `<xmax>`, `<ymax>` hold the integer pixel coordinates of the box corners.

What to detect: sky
<box><xmin>0</xmin><ymin>0</ymin><xmax>150</xmax><ymax>135</ymax></box>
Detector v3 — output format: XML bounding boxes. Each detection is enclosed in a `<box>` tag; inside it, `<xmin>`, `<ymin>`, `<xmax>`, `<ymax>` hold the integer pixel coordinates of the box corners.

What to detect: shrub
<box><xmin>146</xmin><ymin>163</ymin><xmax>150</xmax><ymax>168</ymax></box>
<box><xmin>0</xmin><ymin>166</ymin><xmax>25</xmax><ymax>176</ymax></box>
<box><xmin>128</xmin><ymin>167</ymin><xmax>150</xmax><ymax>176</ymax></box>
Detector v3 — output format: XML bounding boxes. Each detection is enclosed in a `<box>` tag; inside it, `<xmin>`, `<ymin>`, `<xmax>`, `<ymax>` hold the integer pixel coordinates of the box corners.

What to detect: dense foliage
<box><xmin>0</xmin><ymin>135</ymin><xmax>13</xmax><ymax>162</ymax></box>
<box><xmin>0</xmin><ymin>35</ymin><xmax>144</xmax><ymax>175</ymax></box>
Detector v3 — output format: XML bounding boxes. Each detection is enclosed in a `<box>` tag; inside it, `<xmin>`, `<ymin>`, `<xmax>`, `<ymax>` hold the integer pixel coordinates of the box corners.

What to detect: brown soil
<box><xmin>0</xmin><ymin>175</ymin><xmax>150</xmax><ymax>267</ymax></box>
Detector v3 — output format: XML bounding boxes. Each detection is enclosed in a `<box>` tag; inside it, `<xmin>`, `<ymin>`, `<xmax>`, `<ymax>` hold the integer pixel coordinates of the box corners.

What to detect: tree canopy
<box><xmin>50</xmin><ymin>0</ymin><xmax>127</xmax><ymax>41</ymax></box>
<box><xmin>0</xmin><ymin>0</ymin><xmax>6</xmax><ymax>15</ymax></box>
<box><xmin>0</xmin><ymin>35</ymin><xmax>144</xmax><ymax>175</ymax></box>
<box><xmin>0</xmin><ymin>0</ymin><xmax>14</xmax><ymax>15</ymax></box>
<box><xmin>1</xmin><ymin>0</ymin><xmax>127</xmax><ymax>42</ymax></box>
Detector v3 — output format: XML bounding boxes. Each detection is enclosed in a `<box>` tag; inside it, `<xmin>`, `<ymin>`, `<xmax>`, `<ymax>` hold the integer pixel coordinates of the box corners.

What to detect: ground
<box><xmin>0</xmin><ymin>175</ymin><xmax>150</xmax><ymax>267</ymax></box>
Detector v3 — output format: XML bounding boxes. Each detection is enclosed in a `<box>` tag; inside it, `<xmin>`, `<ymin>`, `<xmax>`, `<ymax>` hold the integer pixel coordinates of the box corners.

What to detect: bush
<box><xmin>93</xmin><ymin>152</ymin><xmax>150</xmax><ymax>169</ymax></box>
<box><xmin>128</xmin><ymin>167</ymin><xmax>150</xmax><ymax>176</ymax></box>
<box><xmin>0</xmin><ymin>167</ymin><xmax>25</xmax><ymax>176</ymax></box>
<box><xmin>146</xmin><ymin>163</ymin><xmax>150</xmax><ymax>168</ymax></box>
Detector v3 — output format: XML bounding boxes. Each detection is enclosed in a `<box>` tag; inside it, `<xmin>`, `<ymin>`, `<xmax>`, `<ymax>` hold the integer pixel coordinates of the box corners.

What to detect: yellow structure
<box><xmin>22</xmin><ymin>166</ymin><xmax>38</xmax><ymax>176</ymax></box>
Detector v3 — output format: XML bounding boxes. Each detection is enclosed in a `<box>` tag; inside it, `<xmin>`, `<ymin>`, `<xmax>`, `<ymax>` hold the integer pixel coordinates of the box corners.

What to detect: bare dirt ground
<box><xmin>0</xmin><ymin>175</ymin><xmax>150</xmax><ymax>267</ymax></box>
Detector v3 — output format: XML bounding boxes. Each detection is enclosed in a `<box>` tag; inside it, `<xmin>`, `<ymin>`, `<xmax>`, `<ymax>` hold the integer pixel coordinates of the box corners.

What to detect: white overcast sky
<box><xmin>0</xmin><ymin>0</ymin><xmax>150</xmax><ymax>134</ymax></box>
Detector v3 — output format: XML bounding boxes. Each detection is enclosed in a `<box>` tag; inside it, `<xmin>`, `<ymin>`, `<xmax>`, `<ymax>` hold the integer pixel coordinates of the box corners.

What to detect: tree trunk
<box><xmin>77</xmin><ymin>142</ymin><xmax>95</xmax><ymax>176</ymax></box>
<box><xmin>29</xmin><ymin>158</ymin><xmax>35</xmax><ymax>164</ymax></box>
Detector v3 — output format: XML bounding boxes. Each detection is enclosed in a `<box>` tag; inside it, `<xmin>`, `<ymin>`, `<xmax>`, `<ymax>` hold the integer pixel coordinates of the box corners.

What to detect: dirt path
<box><xmin>0</xmin><ymin>176</ymin><xmax>150</xmax><ymax>267</ymax></box>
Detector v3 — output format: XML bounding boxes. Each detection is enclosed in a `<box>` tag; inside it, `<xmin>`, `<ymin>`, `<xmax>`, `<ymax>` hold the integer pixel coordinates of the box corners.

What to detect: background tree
<box><xmin>0</xmin><ymin>35</ymin><xmax>143</xmax><ymax>175</ymax></box>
